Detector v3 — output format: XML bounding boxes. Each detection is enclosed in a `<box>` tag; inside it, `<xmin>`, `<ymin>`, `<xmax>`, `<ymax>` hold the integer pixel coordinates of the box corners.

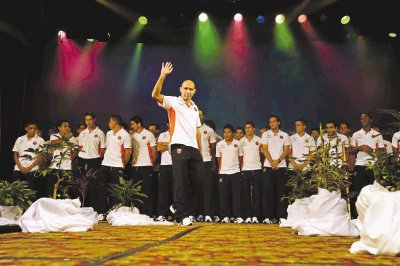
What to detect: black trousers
<box><xmin>129</xmin><ymin>166</ymin><xmax>153</xmax><ymax>216</ymax></box>
<box><xmin>199</xmin><ymin>161</ymin><xmax>214</xmax><ymax>216</ymax></box>
<box><xmin>101</xmin><ymin>165</ymin><xmax>124</xmax><ymax>212</ymax></box>
<box><xmin>157</xmin><ymin>165</ymin><xmax>174</xmax><ymax>216</ymax></box>
<box><xmin>78</xmin><ymin>157</ymin><xmax>102</xmax><ymax>208</ymax></box>
<box><xmin>219</xmin><ymin>172</ymin><xmax>242</xmax><ymax>218</ymax></box>
<box><xmin>242</xmin><ymin>169</ymin><xmax>262</xmax><ymax>219</ymax></box>
<box><xmin>170</xmin><ymin>144</ymin><xmax>203</xmax><ymax>222</ymax></box>
<box><xmin>261</xmin><ymin>167</ymin><xmax>288</xmax><ymax>220</ymax></box>
<box><xmin>13</xmin><ymin>170</ymin><xmax>46</xmax><ymax>200</ymax></box>
<box><xmin>351</xmin><ymin>165</ymin><xmax>375</xmax><ymax>218</ymax></box>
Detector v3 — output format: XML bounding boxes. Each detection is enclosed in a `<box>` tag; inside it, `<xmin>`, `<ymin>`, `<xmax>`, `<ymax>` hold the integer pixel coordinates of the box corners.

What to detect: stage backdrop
<box><xmin>31</xmin><ymin>37</ymin><xmax>399</xmax><ymax>137</ymax></box>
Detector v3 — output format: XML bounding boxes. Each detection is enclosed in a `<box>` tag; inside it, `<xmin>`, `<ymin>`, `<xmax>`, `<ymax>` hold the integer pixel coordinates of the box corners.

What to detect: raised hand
<box><xmin>161</xmin><ymin>62</ymin><xmax>173</xmax><ymax>76</ymax></box>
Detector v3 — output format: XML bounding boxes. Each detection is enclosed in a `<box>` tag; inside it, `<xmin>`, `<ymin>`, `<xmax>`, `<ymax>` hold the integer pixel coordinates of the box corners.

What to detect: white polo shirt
<box><xmin>351</xmin><ymin>129</ymin><xmax>384</xmax><ymax>166</ymax></box>
<box><xmin>318</xmin><ymin>133</ymin><xmax>349</xmax><ymax>166</ymax></box>
<box><xmin>102</xmin><ymin>128</ymin><xmax>131</xmax><ymax>168</ymax></box>
<box><xmin>199</xmin><ymin>124</ymin><xmax>217</xmax><ymax>162</ymax></box>
<box><xmin>216</xmin><ymin>139</ymin><xmax>243</xmax><ymax>175</ymax></box>
<box><xmin>158</xmin><ymin>131</ymin><xmax>172</xmax><ymax>166</ymax></box>
<box><xmin>131</xmin><ymin>128</ymin><xmax>156</xmax><ymax>167</ymax></box>
<box><xmin>261</xmin><ymin>130</ymin><xmax>291</xmax><ymax>168</ymax></box>
<box><xmin>392</xmin><ymin>131</ymin><xmax>400</xmax><ymax>150</ymax></box>
<box><xmin>13</xmin><ymin>135</ymin><xmax>45</xmax><ymax>172</ymax></box>
<box><xmin>289</xmin><ymin>133</ymin><xmax>316</xmax><ymax>170</ymax></box>
<box><xmin>240</xmin><ymin>135</ymin><xmax>262</xmax><ymax>171</ymax></box>
<box><xmin>160</xmin><ymin>96</ymin><xmax>201</xmax><ymax>150</ymax></box>
<box><xmin>78</xmin><ymin>127</ymin><xmax>106</xmax><ymax>159</ymax></box>
<box><xmin>50</xmin><ymin>134</ymin><xmax>78</xmax><ymax>170</ymax></box>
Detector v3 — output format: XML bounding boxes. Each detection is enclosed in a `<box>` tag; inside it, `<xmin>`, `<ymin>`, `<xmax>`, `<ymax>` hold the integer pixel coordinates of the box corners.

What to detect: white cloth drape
<box><xmin>106</xmin><ymin>206</ymin><xmax>173</xmax><ymax>226</ymax></box>
<box><xmin>19</xmin><ymin>198</ymin><xmax>98</xmax><ymax>233</ymax></box>
<box><xmin>350</xmin><ymin>181</ymin><xmax>400</xmax><ymax>256</ymax></box>
<box><xmin>280</xmin><ymin>188</ymin><xmax>359</xmax><ymax>236</ymax></box>
<box><xmin>0</xmin><ymin>206</ymin><xmax>23</xmax><ymax>226</ymax></box>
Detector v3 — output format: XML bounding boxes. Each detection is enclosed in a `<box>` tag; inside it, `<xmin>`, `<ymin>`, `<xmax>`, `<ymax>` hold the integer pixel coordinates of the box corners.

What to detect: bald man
<box><xmin>152</xmin><ymin>62</ymin><xmax>203</xmax><ymax>226</ymax></box>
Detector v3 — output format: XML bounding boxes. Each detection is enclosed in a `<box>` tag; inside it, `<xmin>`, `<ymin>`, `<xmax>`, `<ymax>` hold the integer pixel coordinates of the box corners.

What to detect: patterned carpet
<box><xmin>0</xmin><ymin>222</ymin><xmax>399</xmax><ymax>265</ymax></box>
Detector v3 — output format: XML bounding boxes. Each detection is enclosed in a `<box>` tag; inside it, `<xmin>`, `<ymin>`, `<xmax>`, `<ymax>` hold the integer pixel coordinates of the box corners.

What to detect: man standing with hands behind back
<box><xmin>152</xmin><ymin>62</ymin><xmax>203</xmax><ymax>226</ymax></box>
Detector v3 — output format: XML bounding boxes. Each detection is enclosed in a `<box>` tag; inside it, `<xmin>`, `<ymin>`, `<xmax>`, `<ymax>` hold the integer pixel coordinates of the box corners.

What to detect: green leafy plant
<box><xmin>68</xmin><ymin>167</ymin><xmax>100</xmax><ymax>206</ymax></box>
<box><xmin>107</xmin><ymin>177</ymin><xmax>147</xmax><ymax>211</ymax></box>
<box><xmin>0</xmin><ymin>180</ymin><xmax>36</xmax><ymax>210</ymax></box>
<box><xmin>367</xmin><ymin>151</ymin><xmax>400</xmax><ymax>191</ymax></box>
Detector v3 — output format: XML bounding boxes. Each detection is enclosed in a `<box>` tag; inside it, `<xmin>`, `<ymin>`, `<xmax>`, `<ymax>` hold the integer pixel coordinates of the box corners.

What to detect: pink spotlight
<box><xmin>58</xmin><ymin>30</ymin><xmax>66</xmax><ymax>42</ymax></box>
<box><xmin>234</xmin><ymin>13</ymin><xmax>243</xmax><ymax>22</ymax></box>
<box><xmin>298</xmin><ymin>14</ymin><xmax>307</xmax><ymax>23</ymax></box>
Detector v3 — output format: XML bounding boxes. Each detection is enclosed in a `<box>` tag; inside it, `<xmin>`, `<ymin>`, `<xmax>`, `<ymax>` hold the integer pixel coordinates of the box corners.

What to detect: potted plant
<box><xmin>0</xmin><ymin>180</ymin><xmax>36</xmax><ymax>223</ymax></box>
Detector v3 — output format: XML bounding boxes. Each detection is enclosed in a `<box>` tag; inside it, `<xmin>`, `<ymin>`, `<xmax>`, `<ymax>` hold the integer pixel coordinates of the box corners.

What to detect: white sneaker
<box><xmin>156</xmin><ymin>215</ymin><xmax>166</xmax><ymax>222</ymax></box>
<box><xmin>205</xmin><ymin>215</ymin><xmax>213</xmax><ymax>222</ymax></box>
<box><xmin>221</xmin><ymin>217</ymin><xmax>230</xmax><ymax>223</ymax></box>
<box><xmin>178</xmin><ymin>217</ymin><xmax>193</xmax><ymax>226</ymax></box>
<box><xmin>262</xmin><ymin>218</ymin><xmax>273</xmax><ymax>224</ymax></box>
<box><xmin>234</xmin><ymin>217</ymin><xmax>244</xmax><ymax>224</ymax></box>
<box><xmin>252</xmin><ymin>217</ymin><xmax>259</xmax><ymax>224</ymax></box>
<box><xmin>98</xmin><ymin>214</ymin><xmax>106</xmax><ymax>221</ymax></box>
<box><xmin>170</xmin><ymin>205</ymin><xmax>176</xmax><ymax>214</ymax></box>
<box><xmin>245</xmin><ymin>217</ymin><xmax>252</xmax><ymax>223</ymax></box>
<box><xmin>189</xmin><ymin>216</ymin><xmax>196</xmax><ymax>223</ymax></box>
<box><xmin>214</xmin><ymin>216</ymin><xmax>221</xmax><ymax>223</ymax></box>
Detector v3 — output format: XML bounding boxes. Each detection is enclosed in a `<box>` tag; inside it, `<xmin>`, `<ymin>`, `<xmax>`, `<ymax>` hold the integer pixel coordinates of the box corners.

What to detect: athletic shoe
<box><xmin>221</xmin><ymin>217</ymin><xmax>230</xmax><ymax>223</ymax></box>
<box><xmin>271</xmin><ymin>218</ymin><xmax>279</xmax><ymax>224</ymax></box>
<box><xmin>166</xmin><ymin>215</ymin><xmax>174</xmax><ymax>222</ymax></box>
<box><xmin>170</xmin><ymin>205</ymin><xmax>176</xmax><ymax>214</ymax></box>
<box><xmin>234</xmin><ymin>217</ymin><xmax>244</xmax><ymax>224</ymax></box>
<box><xmin>155</xmin><ymin>215</ymin><xmax>166</xmax><ymax>222</ymax></box>
<box><xmin>205</xmin><ymin>215</ymin><xmax>213</xmax><ymax>223</ymax></box>
<box><xmin>196</xmin><ymin>215</ymin><xmax>205</xmax><ymax>222</ymax></box>
<box><xmin>262</xmin><ymin>218</ymin><xmax>273</xmax><ymax>224</ymax></box>
<box><xmin>229</xmin><ymin>217</ymin><xmax>235</xmax><ymax>223</ymax></box>
<box><xmin>189</xmin><ymin>216</ymin><xmax>196</xmax><ymax>223</ymax></box>
<box><xmin>252</xmin><ymin>217</ymin><xmax>259</xmax><ymax>224</ymax></box>
<box><xmin>245</xmin><ymin>217</ymin><xmax>252</xmax><ymax>223</ymax></box>
<box><xmin>178</xmin><ymin>217</ymin><xmax>193</xmax><ymax>226</ymax></box>
<box><xmin>98</xmin><ymin>214</ymin><xmax>106</xmax><ymax>221</ymax></box>
<box><xmin>213</xmin><ymin>216</ymin><xmax>221</xmax><ymax>223</ymax></box>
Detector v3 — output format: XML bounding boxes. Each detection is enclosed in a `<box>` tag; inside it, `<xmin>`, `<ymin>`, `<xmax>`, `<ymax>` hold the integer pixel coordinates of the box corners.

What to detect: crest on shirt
<box><xmin>255</xmin><ymin>141</ymin><xmax>259</xmax><ymax>145</ymax></box>
<box><xmin>280</xmin><ymin>136</ymin><xmax>283</xmax><ymax>139</ymax></box>
<box><xmin>94</xmin><ymin>134</ymin><xmax>98</xmax><ymax>138</ymax></box>
<box><xmin>204</xmin><ymin>130</ymin><xmax>207</xmax><ymax>134</ymax></box>
<box><xmin>177</xmin><ymin>148</ymin><xmax>182</xmax><ymax>154</ymax></box>
<box><xmin>234</xmin><ymin>144</ymin><xmax>238</xmax><ymax>148</ymax></box>
<box><xmin>142</xmin><ymin>136</ymin><xmax>146</xmax><ymax>140</ymax></box>
<box><xmin>118</xmin><ymin>136</ymin><xmax>121</xmax><ymax>140</ymax></box>
<box><xmin>194</xmin><ymin>107</ymin><xmax>197</xmax><ymax>111</ymax></box>
<box><xmin>305</xmin><ymin>139</ymin><xmax>309</xmax><ymax>143</ymax></box>
<box><xmin>219</xmin><ymin>178</ymin><xmax>222</xmax><ymax>183</ymax></box>
<box><xmin>33</xmin><ymin>141</ymin><xmax>37</xmax><ymax>145</ymax></box>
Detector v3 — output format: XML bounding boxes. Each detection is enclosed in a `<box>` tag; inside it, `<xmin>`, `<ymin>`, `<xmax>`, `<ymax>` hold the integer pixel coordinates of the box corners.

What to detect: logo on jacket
<box><xmin>118</xmin><ymin>136</ymin><xmax>121</xmax><ymax>140</ymax></box>
<box><xmin>204</xmin><ymin>130</ymin><xmax>207</xmax><ymax>134</ymax></box>
<box><xmin>280</xmin><ymin>136</ymin><xmax>283</xmax><ymax>139</ymax></box>
<box><xmin>142</xmin><ymin>136</ymin><xmax>146</xmax><ymax>140</ymax></box>
<box><xmin>234</xmin><ymin>144</ymin><xmax>238</xmax><ymax>148</ymax></box>
<box><xmin>33</xmin><ymin>141</ymin><xmax>37</xmax><ymax>145</ymax></box>
<box><xmin>94</xmin><ymin>134</ymin><xmax>98</xmax><ymax>138</ymax></box>
<box><xmin>255</xmin><ymin>141</ymin><xmax>259</xmax><ymax>145</ymax></box>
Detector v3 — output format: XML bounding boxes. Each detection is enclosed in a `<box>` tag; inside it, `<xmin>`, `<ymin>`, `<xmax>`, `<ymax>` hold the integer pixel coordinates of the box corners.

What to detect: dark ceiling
<box><xmin>1</xmin><ymin>0</ymin><xmax>400</xmax><ymax>45</ymax></box>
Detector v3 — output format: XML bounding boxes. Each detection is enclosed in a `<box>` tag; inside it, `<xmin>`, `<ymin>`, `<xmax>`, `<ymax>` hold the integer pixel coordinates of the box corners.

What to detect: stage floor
<box><xmin>0</xmin><ymin>222</ymin><xmax>399</xmax><ymax>265</ymax></box>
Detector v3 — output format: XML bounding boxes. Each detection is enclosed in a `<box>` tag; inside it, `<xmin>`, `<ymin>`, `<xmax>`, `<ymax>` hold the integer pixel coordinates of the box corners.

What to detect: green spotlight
<box><xmin>275</xmin><ymin>14</ymin><xmax>285</xmax><ymax>24</ymax></box>
<box><xmin>87</xmin><ymin>38</ymin><xmax>95</xmax><ymax>42</ymax></box>
<box><xmin>341</xmin><ymin>15</ymin><xmax>350</xmax><ymax>25</ymax></box>
<box><xmin>389</xmin><ymin>32</ymin><xmax>397</xmax><ymax>38</ymax></box>
<box><xmin>138</xmin><ymin>16</ymin><xmax>148</xmax><ymax>25</ymax></box>
<box><xmin>199</xmin><ymin>12</ymin><xmax>208</xmax><ymax>22</ymax></box>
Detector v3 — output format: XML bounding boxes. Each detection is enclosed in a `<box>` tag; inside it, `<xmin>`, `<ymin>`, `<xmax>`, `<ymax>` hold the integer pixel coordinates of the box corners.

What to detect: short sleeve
<box><xmin>377</xmin><ymin>135</ymin><xmax>384</xmax><ymax>149</ymax></box>
<box><xmin>215</xmin><ymin>143</ymin><xmax>221</xmax><ymax>158</ymax></box>
<box><xmin>238</xmin><ymin>142</ymin><xmax>243</xmax><ymax>156</ymax></box>
<box><xmin>284</xmin><ymin>134</ymin><xmax>291</xmax><ymax>146</ymax></box>
<box><xmin>261</xmin><ymin>132</ymin><xmax>268</xmax><ymax>145</ymax></box>
<box><xmin>124</xmin><ymin>133</ymin><xmax>132</xmax><ymax>149</ymax></box>
<box><xmin>350</xmin><ymin>134</ymin><xmax>356</xmax><ymax>147</ymax></box>
<box><xmin>12</xmin><ymin>138</ymin><xmax>20</xmax><ymax>152</ymax></box>
<box><xmin>160</xmin><ymin>96</ymin><xmax>174</xmax><ymax>110</ymax></box>
<box><xmin>100</xmin><ymin>131</ymin><xmax>106</xmax><ymax>149</ymax></box>
<box><xmin>149</xmin><ymin>132</ymin><xmax>157</xmax><ymax>147</ymax></box>
<box><xmin>392</xmin><ymin>133</ymin><xmax>400</xmax><ymax>148</ymax></box>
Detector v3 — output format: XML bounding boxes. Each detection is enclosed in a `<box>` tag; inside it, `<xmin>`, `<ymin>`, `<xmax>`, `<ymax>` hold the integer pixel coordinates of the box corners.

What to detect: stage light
<box><xmin>389</xmin><ymin>32</ymin><xmax>397</xmax><ymax>38</ymax></box>
<box><xmin>87</xmin><ymin>39</ymin><xmax>95</xmax><ymax>42</ymax></box>
<box><xmin>199</xmin><ymin>12</ymin><xmax>208</xmax><ymax>22</ymax></box>
<box><xmin>234</xmin><ymin>13</ymin><xmax>243</xmax><ymax>22</ymax></box>
<box><xmin>138</xmin><ymin>16</ymin><xmax>148</xmax><ymax>25</ymax></box>
<box><xmin>256</xmin><ymin>15</ymin><xmax>265</xmax><ymax>24</ymax></box>
<box><xmin>341</xmin><ymin>15</ymin><xmax>350</xmax><ymax>25</ymax></box>
<box><xmin>58</xmin><ymin>30</ymin><xmax>66</xmax><ymax>39</ymax></box>
<box><xmin>275</xmin><ymin>14</ymin><xmax>285</xmax><ymax>24</ymax></box>
<box><xmin>298</xmin><ymin>14</ymin><xmax>307</xmax><ymax>23</ymax></box>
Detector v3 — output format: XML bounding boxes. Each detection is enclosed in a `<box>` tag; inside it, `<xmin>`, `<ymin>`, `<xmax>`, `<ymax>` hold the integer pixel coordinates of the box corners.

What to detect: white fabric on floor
<box><xmin>281</xmin><ymin>188</ymin><xmax>359</xmax><ymax>236</ymax></box>
<box><xmin>19</xmin><ymin>198</ymin><xmax>98</xmax><ymax>233</ymax></box>
<box><xmin>107</xmin><ymin>206</ymin><xmax>173</xmax><ymax>226</ymax></box>
<box><xmin>0</xmin><ymin>206</ymin><xmax>23</xmax><ymax>226</ymax></box>
<box><xmin>350</xmin><ymin>181</ymin><xmax>400</xmax><ymax>256</ymax></box>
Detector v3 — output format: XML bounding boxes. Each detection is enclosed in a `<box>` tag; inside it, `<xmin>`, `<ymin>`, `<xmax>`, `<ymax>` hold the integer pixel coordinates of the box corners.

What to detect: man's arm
<box><xmin>124</xmin><ymin>148</ymin><xmax>132</xmax><ymax>168</ymax></box>
<box><xmin>13</xmin><ymin>152</ymin><xmax>28</xmax><ymax>174</ymax></box>
<box><xmin>261</xmin><ymin>144</ymin><xmax>273</xmax><ymax>165</ymax></box>
<box><xmin>151</xmin><ymin>146</ymin><xmax>157</xmax><ymax>165</ymax></box>
<box><xmin>197</xmin><ymin>128</ymin><xmax>202</xmax><ymax>156</ymax></box>
<box><xmin>157</xmin><ymin>142</ymin><xmax>169</xmax><ymax>152</ymax></box>
<box><xmin>152</xmin><ymin>62</ymin><xmax>173</xmax><ymax>104</ymax></box>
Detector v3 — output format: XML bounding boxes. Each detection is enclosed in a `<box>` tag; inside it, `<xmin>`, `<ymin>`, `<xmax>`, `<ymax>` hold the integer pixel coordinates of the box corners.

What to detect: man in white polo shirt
<box><xmin>216</xmin><ymin>124</ymin><xmax>244</xmax><ymax>223</ymax></box>
<box><xmin>78</xmin><ymin>112</ymin><xmax>106</xmax><ymax>210</ymax></box>
<box><xmin>318</xmin><ymin>121</ymin><xmax>349</xmax><ymax>167</ymax></box>
<box><xmin>13</xmin><ymin>121</ymin><xmax>45</xmax><ymax>198</ymax></box>
<box><xmin>240</xmin><ymin>121</ymin><xmax>262</xmax><ymax>224</ymax></box>
<box><xmin>130</xmin><ymin>115</ymin><xmax>157</xmax><ymax>216</ymax></box>
<box><xmin>261</xmin><ymin>115</ymin><xmax>290</xmax><ymax>224</ymax></box>
<box><xmin>155</xmin><ymin>122</ymin><xmax>174</xmax><ymax>222</ymax></box>
<box><xmin>392</xmin><ymin>130</ymin><xmax>400</xmax><ymax>154</ymax></box>
<box><xmin>289</xmin><ymin>119</ymin><xmax>316</xmax><ymax>172</ymax></box>
<box><xmin>350</xmin><ymin>113</ymin><xmax>384</xmax><ymax>218</ymax></box>
<box><xmin>101</xmin><ymin>115</ymin><xmax>132</xmax><ymax>211</ymax></box>
<box><xmin>152</xmin><ymin>61</ymin><xmax>203</xmax><ymax>226</ymax></box>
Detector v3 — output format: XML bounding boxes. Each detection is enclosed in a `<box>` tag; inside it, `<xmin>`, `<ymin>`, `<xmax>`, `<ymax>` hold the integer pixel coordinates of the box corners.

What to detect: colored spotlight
<box><xmin>341</xmin><ymin>15</ymin><xmax>350</xmax><ymax>25</ymax></box>
<box><xmin>275</xmin><ymin>14</ymin><xmax>285</xmax><ymax>24</ymax></box>
<box><xmin>199</xmin><ymin>12</ymin><xmax>208</xmax><ymax>22</ymax></box>
<box><xmin>298</xmin><ymin>14</ymin><xmax>307</xmax><ymax>23</ymax></box>
<box><xmin>58</xmin><ymin>30</ymin><xmax>66</xmax><ymax>39</ymax></box>
<box><xmin>87</xmin><ymin>38</ymin><xmax>95</xmax><ymax>42</ymax></box>
<box><xmin>389</xmin><ymin>32</ymin><xmax>397</xmax><ymax>38</ymax></box>
<box><xmin>234</xmin><ymin>13</ymin><xmax>243</xmax><ymax>22</ymax></box>
<box><xmin>256</xmin><ymin>15</ymin><xmax>265</xmax><ymax>24</ymax></box>
<box><xmin>138</xmin><ymin>16</ymin><xmax>148</xmax><ymax>25</ymax></box>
